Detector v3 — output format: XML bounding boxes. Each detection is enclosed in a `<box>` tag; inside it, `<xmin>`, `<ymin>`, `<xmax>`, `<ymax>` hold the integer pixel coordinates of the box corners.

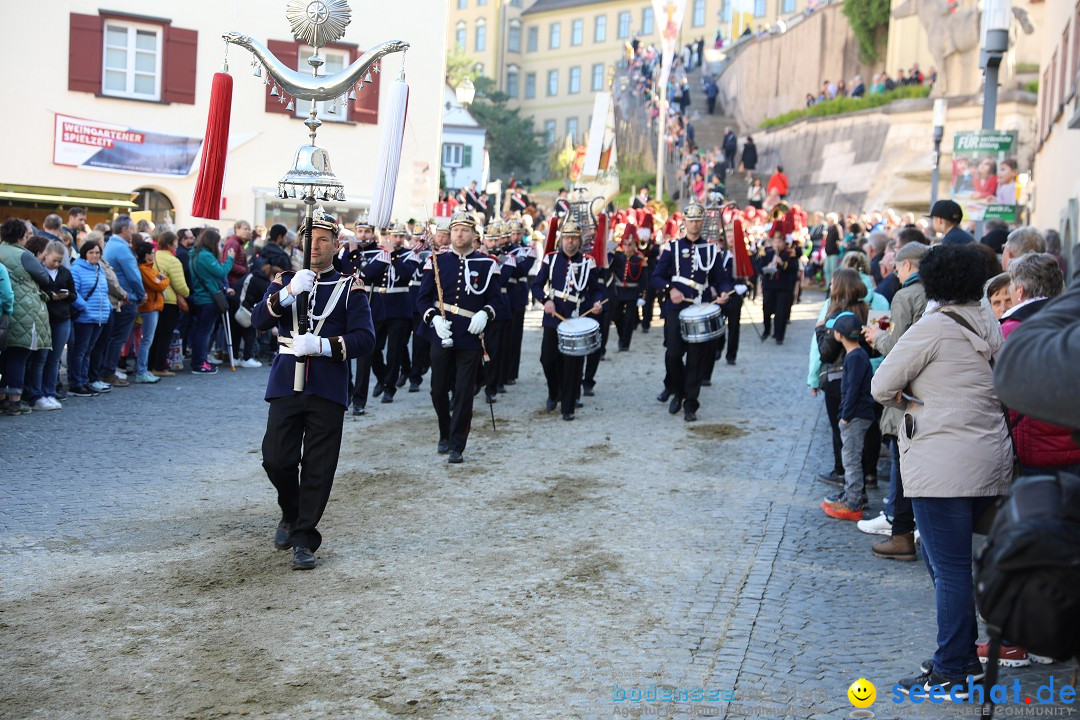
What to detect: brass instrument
<box><xmin>770</xmin><ymin>201</ymin><xmax>790</xmax><ymax>222</ymax></box>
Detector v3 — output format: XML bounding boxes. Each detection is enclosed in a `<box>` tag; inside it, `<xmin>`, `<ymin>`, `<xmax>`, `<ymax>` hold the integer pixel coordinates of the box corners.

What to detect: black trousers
<box><xmin>762</xmin><ymin>287</ymin><xmax>793</xmax><ymax>342</ymax></box>
<box><xmin>701</xmin><ymin>338</ymin><xmax>719</xmax><ymax>382</ymax></box>
<box><xmin>149</xmin><ymin>303</ymin><xmax>180</xmax><ymax>372</ymax></box>
<box><xmin>540</xmin><ymin>326</ymin><xmax>584</xmax><ymax>415</ymax></box>
<box><xmin>350</xmin><ymin>351</ymin><xmax>373</xmax><ymax>408</ymax></box>
<box><xmin>663</xmin><ymin>313</ymin><xmax>710</xmax><ymax>412</ymax></box>
<box><xmin>508</xmin><ymin>305</ymin><xmax>526</xmax><ymax>381</ymax></box>
<box><xmin>262</xmin><ymin>393</ymin><xmax>345</xmax><ymax>552</ymax></box>
<box><xmin>408</xmin><ymin>318</ymin><xmax>430</xmax><ymax>386</ymax></box>
<box><xmin>716</xmin><ymin>293</ymin><xmax>743</xmax><ymax>362</ymax></box>
<box><xmin>613</xmin><ymin>298</ymin><xmax>639</xmax><ymax>350</ymax></box>
<box><xmin>823</xmin><ymin>378</ymin><xmax>882</xmax><ymax>477</ymax></box>
<box><xmin>478</xmin><ymin>320</ymin><xmax>508</xmax><ymax>395</ymax></box>
<box><xmin>429</xmin><ymin>344</ymin><xmax>482</xmax><ymax>453</ymax></box>
<box><xmin>372</xmin><ymin>317</ymin><xmax>410</xmax><ymax>398</ymax></box>
<box><xmin>582</xmin><ymin>308</ymin><xmax>611</xmax><ymax>390</ymax></box>
<box><xmin>640</xmin><ymin>268</ymin><xmax>656</xmax><ymax>328</ymax></box>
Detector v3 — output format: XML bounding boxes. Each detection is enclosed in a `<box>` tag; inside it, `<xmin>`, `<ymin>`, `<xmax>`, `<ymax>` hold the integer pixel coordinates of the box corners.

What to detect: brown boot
<box><xmin>872</xmin><ymin>532</ymin><xmax>916</xmax><ymax>561</ymax></box>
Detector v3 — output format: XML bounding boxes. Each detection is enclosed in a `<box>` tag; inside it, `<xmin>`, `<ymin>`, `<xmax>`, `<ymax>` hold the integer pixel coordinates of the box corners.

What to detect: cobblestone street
<box><xmin>2</xmin><ymin>293</ymin><xmax>1074</xmax><ymax>720</ymax></box>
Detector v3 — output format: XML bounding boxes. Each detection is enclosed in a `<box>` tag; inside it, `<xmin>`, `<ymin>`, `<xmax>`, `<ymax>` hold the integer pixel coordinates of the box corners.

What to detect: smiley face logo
<box><xmin>848</xmin><ymin>679</ymin><xmax>876</xmax><ymax>708</ymax></box>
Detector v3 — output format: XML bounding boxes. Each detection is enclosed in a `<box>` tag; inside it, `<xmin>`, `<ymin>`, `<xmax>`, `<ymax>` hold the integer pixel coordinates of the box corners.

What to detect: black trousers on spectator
<box><xmin>149</xmin><ymin>304</ymin><xmax>180</xmax><ymax>372</ymax></box>
<box><xmin>823</xmin><ymin>378</ymin><xmax>882</xmax><ymax>478</ymax></box>
<box><xmin>889</xmin><ymin>437</ymin><xmax>916</xmax><ymax>535</ymax></box>
<box><xmin>613</xmin><ymin>298</ymin><xmax>639</xmax><ymax>350</ymax></box>
<box><xmin>429</xmin><ymin>344</ymin><xmax>482</xmax><ymax>454</ymax></box>
<box><xmin>663</xmin><ymin>314</ymin><xmax>709</xmax><ymax>412</ymax></box>
<box><xmin>481</xmin><ymin>319</ymin><xmax>508</xmax><ymax>395</ymax></box>
<box><xmin>762</xmin><ymin>287</ymin><xmax>793</xmax><ymax>342</ymax></box>
<box><xmin>408</xmin><ymin>318</ymin><xmax>430</xmax><ymax>387</ymax></box>
<box><xmin>372</xmin><ymin>317</ymin><xmax>410</xmax><ymax>398</ymax></box>
<box><xmin>262</xmin><ymin>393</ymin><xmax>344</xmax><ymax>552</ymax></box>
<box><xmin>540</xmin><ymin>327</ymin><xmax>584</xmax><ymax>416</ymax></box>
<box><xmin>508</xmin><ymin>305</ymin><xmax>526</xmax><ymax>381</ymax></box>
<box><xmin>707</xmin><ymin>96</ymin><xmax>717</xmax><ymax>114</ymax></box>
<box><xmin>582</xmin><ymin>308</ymin><xmax>612</xmax><ymax>391</ymax></box>
<box><xmin>716</xmin><ymin>292</ymin><xmax>743</xmax><ymax>362</ymax></box>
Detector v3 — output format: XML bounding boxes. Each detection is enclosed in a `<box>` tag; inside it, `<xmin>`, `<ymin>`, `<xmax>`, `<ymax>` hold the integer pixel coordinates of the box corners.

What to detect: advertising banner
<box><xmin>950</xmin><ymin>130</ymin><xmax>1019</xmax><ymax>223</ymax></box>
<box><xmin>53</xmin><ymin>114</ymin><xmax>202</xmax><ymax>177</ymax></box>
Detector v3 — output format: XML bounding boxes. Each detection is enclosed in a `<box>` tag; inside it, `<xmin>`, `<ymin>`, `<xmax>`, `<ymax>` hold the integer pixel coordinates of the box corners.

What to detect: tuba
<box><xmin>770</xmin><ymin>201</ymin><xmax>790</xmax><ymax>222</ymax></box>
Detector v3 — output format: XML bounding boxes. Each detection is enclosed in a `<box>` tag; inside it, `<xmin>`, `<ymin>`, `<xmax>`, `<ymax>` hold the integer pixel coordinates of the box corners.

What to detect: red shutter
<box><xmin>349</xmin><ymin>48</ymin><xmax>380</xmax><ymax>125</ymax></box>
<box><xmin>265</xmin><ymin>40</ymin><xmax>300</xmax><ymax>114</ymax></box>
<box><xmin>163</xmin><ymin>26</ymin><xmax>198</xmax><ymax>104</ymax></box>
<box><xmin>69</xmin><ymin>13</ymin><xmax>103</xmax><ymax>94</ymax></box>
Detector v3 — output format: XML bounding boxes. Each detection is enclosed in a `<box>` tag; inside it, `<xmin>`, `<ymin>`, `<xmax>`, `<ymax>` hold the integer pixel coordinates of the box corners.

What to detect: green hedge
<box><xmin>760</xmin><ymin>85</ymin><xmax>932</xmax><ymax>128</ymax></box>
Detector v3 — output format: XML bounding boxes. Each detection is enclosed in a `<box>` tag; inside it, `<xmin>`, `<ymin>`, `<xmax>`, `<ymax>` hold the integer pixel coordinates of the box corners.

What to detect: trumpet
<box><xmin>770</xmin><ymin>201</ymin><xmax>790</xmax><ymax>221</ymax></box>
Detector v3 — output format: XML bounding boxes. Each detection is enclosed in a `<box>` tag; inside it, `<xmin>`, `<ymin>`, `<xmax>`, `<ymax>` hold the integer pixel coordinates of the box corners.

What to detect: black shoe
<box><xmin>292</xmin><ymin>546</ymin><xmax>316</xmax><ymax>570</ymax></box>
<box><xmin>408</xmin><ymin>382</ymin><xmax>421</xmax><ymax>393</ymax></box>
<box><xmin>895</xmin><ymin>670</ymin><xmax>974</xmax><ymax>701</ymax></box>
<box><xmin>684</xmin><ymin>408</ymin><xmax>698</xmax><ymax>422</ymax></box>
<box><xmin>351</xmin><ymin>403</ymin><xmax>365</xmax><ymax>416</ymax></box>
<box><xmin>917</xmin><ymin>659</ymin><xmax>985</xmax><ymax>682</ymax></box>
<box><xmin>668</xmin><ymin>396</ymin><xmax>683</xmax><ymax>415</ymax></box>
<box><xmin>775</xmin><ymin>338</ymin><xmax>784</xmax><ymax>345</ymax></box>
<box><xmin>505</xmin><ymin>379</ymin><xmax>517</xmax><ymax>386</ymax></box>
<box><xmin>437</xmin><ymin>438</ymin><xmax>450</xmax><ymax>454</ymax></box>
<box><xmin>641</xmin><ymin>326</ymin><xmax>650</xmax><ymax>334</ymax></box>
<box><xmin>485</xmin><ymin>392</ymin><xmax>498</xmax><ymax>404</ymax></box>
<box><xmin>381</xmin><ymin>393</ymin><xmax>394</xmax><ymax>404</ymax></box>
<box><xmin>274</xmin><ymin>520</ymin><xmax>292</xmax><ymax>550</ymax></box>
<box><xmin>55</xmin><ymin>390</ymin><xmax>68</xmax><ymax>400</ymax></box>
<box><xmin>761</xmin><ymin>330</ymin><xmax>770</xmax><ymax>341</ymax></box>
<box><xmin>726</xmin><ymin>358</ymin><xmax>736</xmax><ymax>366</ymax></box>
<box><xmin>69</xmin><ymin>385</ymin><xmax>97</xmax><ymax>397</ymax></box>
<box><xmin>448</xmin><ymin>450</ymin><xmax>464</xmax><ymax>464</ymax></box>
<box><xmin>583</xmin><ymin>386</ymin><xmax>595</xmax><ymax>397</ymax></box>
<box><xmin>657</xmin><ymin>389</ymin><xmax>671</xmax><ymax>402</ymax></box>
<box><xmin>545</xmin><ymin>399</ymin><xmax>557</xmax><ymax>412</ymax></box>
<box><xmin>396</xmin><ymin>374</ymin><xmax>407</xmax><ymax>388</ymax></box>
<box><xmin>617</xmin><ymin>346</ymin><xmax>628</xmax><ymax>352</ymax></box>
<box><xmin>562</xmin><ymin>412</ymin><xmax>575</xmax><ymax>421</ymax></box>
<box><xmin>701</xmin><ymin>379</ymin><xmax>712</xmax><ymax>387</ymax></box>
<box><xmin>575</xmin><ymin>399</ymin><xmax>583</xmax><ymax>408</ymax></box>
<box><xmin>817</xmin><ymin>470</ymin><xmax>845</xmax><ymax>486</ymax></box>
<box><xmin>372</xmin><ymin>382</ymin><xmax>384</xmax><ymax>398</ymax></box>
<box><xmin>497</xmin><ymin>384</ymin><xmax>507</xmax><ymax>394</ymax></box>
<box><xmin>865</xmin><ymin>473</ymin><xmax>879</xmax><ymax>489</ymax></box>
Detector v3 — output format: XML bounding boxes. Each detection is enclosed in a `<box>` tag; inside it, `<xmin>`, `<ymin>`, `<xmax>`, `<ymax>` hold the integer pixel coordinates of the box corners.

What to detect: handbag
<box><xmin>941</xmin><ymin>311</ymin><xmax>1023</xmax><ymax>533</ymax></box>
<box><xmin>194</xmin><ymin>251</ymin><xmax>229</xmax><ymax>314</ymax></box>
<box><xmin>233</xmin><ymin>274</ymin><xmax>253</xmax><ymax>328</ymax></box>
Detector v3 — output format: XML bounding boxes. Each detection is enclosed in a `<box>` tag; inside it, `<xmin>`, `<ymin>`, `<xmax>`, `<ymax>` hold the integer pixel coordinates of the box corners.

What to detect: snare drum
<box><xmin>679</xmin><ymin>303</ymin><xmax>725</xmax><ymax>343</ymax></box>
<box><xmin>557</xmin><ymin>317</ymin><xmax>601</xmax><ymax>356</ymax></box>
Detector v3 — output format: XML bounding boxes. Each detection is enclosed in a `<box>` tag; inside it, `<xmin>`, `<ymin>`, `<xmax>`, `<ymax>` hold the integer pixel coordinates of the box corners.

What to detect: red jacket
<box><xmin>1002</xmin><ymin>305</ymin><xmax>1080</xmax><ymax>469</ymax></box>
<box><xmin>222</xmin><ymin>236</ymin><xmax>248</xmax><ymax>284</ymax></box>
<box><xmin>767</xmin><ymin>172</ymin><xmax>788</xmax><ymax>197</ymax></box>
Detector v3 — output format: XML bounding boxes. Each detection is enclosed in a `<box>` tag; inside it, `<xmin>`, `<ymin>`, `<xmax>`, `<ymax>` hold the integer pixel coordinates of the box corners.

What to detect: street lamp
<box><xmin>975</xmin><ymin>0</ymin><xmax>1011</xmax><ymax>238</ymax></box>
<box><xmin>444</xmin><ymin>77</ymin><xmax>477</xmax><ymax>111</ymax></box>
<box><xmin>930</xmin><ymin>98</ymin><xmax>948</xmax><ymax>208</ymax></box>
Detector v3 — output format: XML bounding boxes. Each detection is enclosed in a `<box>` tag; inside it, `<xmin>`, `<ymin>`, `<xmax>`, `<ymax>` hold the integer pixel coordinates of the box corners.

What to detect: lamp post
<box><xmin>456</xmin><ymin>76</ymin><xmax>476</xmax><ymax>107</ymax></box>
<box><xmin>975</xmin><ymin>0</ymin><xmax>1012</xmax><ymax>239</ymax></box>
<box><xmin>930</xmin><ymin>98</ymin><xmax>948</xmax><ymax>209</ymax></box>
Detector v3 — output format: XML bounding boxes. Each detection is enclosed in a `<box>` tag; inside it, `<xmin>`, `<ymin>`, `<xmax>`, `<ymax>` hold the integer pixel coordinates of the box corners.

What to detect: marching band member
<box><xmin>652</xmin><ymin>201</ymin><xmax>734</xmax><ymax>422</ymax></box>
<box><xmin>336</xmin><ymin>215</ymin><xmax>382</xmax><ymax>416</ymax></box>
<box><xmin>582</xmin><ymin>219</ymin><xmax>613</xmax><ymax>398</ymax></box>
<box><xmin>369</xmin><ymin>222</ymin><xmax>421</xmax><ymax>403</ymax></box>
<box><xmin>504</xmin><ymin>219</ymin><xmax>535</xmax><ymax>385</ymax></box>
<box><xmin>416</xmin><ymin>211</ymin><xmax>502</xmax><ymax>464</ymax></box>
<box><xmin>758</xmin><ymin>230</ymin><xmax>799</xmax><ymax>345</ymax></box>
<box><xmin>637</xmin><ymin>210</ymin><xmax>658</xmax><ymax>333</ymax></box>
<box><xmin>480</xmin><ymin>220</ymin><xmax>512</xmax><ymax>403</ymax></box>
<box><xmin>253</xmin><ymin>208</ymin><xmax>376</xmax><ymax>569</ymax></box>
<box><xmin>531</xmin><ymin>219</ymin><xmax>603</xmax><ymax>421</ymax></box>
<box><xmin>554</xmin><ymin>188</ymin><xmax>571</xmax><ymax>219</ymax></box>
<box><xmin>715</xmin><ymin>229</ymin><xmax>750</xmax><ymax>366</ymax></box>
<box><xmin>405</xmin><ymin>225</ymin><xmax>432</xmax><ymax>393</ymax></box>
<box><xmin>610</xmin><ymin>222</ymin><xmax>647</xmax><ymax>351</ymax></box>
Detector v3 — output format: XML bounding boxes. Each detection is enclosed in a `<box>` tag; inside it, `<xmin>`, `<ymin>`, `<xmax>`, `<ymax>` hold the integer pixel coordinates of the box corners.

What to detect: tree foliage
<box><xmin>843</xmin><ymin>0</ymin><xmax>891</xmax><ymax>64</ymax></box>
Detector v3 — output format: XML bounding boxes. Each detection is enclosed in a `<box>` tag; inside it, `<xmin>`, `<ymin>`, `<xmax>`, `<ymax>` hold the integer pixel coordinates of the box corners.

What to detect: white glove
<box><xmin>292</xmin><ymin>333</ymin><xmax>322</xmax><ymax>357</ymax></box>
<box><xmin>735</xmin><ymin>283</ymin><xmax>748</xmax><ymax>296</ymax></box>
<box><xmin>468</xmin><ymin>310</ymin><xmax>489</xmax><ymax>335</ymax></box>
<box><xmin>636</xmin><ymin>298</ymin><xmax>646</xmax><ymax>307</ymax></box>
<box><xmin>432</xmin><ymin>316</ymin><xmax>453</xmax><ymax>341</ymax></box>
<box><xmin>288</xmin><ymin>269</ymin><xmax>316</xmax><ymax>296</ymax></box>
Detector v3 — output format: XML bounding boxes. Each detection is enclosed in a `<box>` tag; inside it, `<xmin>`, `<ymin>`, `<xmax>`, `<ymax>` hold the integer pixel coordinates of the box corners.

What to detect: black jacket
<box><xmin>46</xmin><ymin>265</ymin><xmax>78</xmax><ymax>323</ymax></box>
<box><xmin>741</xmin><ymin>142</ymin><xmax>757</xmax><ymax>170</ymax></box>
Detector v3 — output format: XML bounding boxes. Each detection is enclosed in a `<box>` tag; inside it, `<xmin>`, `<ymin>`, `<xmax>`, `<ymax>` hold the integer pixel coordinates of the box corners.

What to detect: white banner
<box><xmin>652</xmin><ymin>0</ymin><xmax>688</xmax><ymax>91</ymax></box>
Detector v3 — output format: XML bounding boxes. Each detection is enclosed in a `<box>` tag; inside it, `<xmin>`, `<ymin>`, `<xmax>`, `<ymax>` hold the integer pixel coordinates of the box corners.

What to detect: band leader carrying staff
<box><xmin>252</xmin><ymin>209</ymin><xmax>376</xmax><ymax>570</ymax></box>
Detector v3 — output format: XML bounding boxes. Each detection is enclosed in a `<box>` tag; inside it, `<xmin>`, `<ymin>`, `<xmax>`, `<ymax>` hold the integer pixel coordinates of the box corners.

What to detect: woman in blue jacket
<box><xmin>68</xmin><ymin>240</ymin><xmax>111</xmax><ymax>396</ymax></box>
<box><xmin>189</xmin><ymin>228</ymin><xmax>234</xmax><ymax>374</ymax></box>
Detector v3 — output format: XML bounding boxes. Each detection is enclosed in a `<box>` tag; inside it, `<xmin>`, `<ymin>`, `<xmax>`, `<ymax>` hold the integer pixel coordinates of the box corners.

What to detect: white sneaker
<box><xmin>239</xmin><ymin>358</ymin><xmax>262</xmax><ymax>368</ymax></box>
<box><xmin>208</xmin><ymin>355</ymin><xmax>223</xmax><ymax>365</ymax></box>
<box><xmin>90</xmin><ymin>380</ymin><xmax>112</xmax><ymax>393</ymax></box>
<box><xmin>114</xmin><ymin>369</ymin><xmax>128</xmax><ymax>380</ymax></box>
<box><xmin>32</xmin><ymin>397</ymin><xmax>60</xmax><ymax>411</ymax></box>
<box><xmin>134</xmin><ymin>372</ymin><xmax>160</xmax><ymax>384</ymax></box>
<box><xmin>47</xmin><ymin>396</ymin><xmax>63</xmax><ymax>409</ymax></box>
<box><xmin>857</xmin><ymin>511</ymin><xmax>893</xmax><ymax>536</ymax></box>
<box><xmin>1028</xmin><ymin>653</ymin><xmax>1055</xmax><ymax>664</ymax></box>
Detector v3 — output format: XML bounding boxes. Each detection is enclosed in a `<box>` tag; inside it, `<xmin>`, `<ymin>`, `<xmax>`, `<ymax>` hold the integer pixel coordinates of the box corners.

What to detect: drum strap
<box><xmin>672</xmin><ymin>275</ymin><xmax>707</xmax><ymax>292</ymax></box>
<box><xmin>551</xmin><ymin>289</ymin><xmax>581</xmax><ymax>303</ymax></box>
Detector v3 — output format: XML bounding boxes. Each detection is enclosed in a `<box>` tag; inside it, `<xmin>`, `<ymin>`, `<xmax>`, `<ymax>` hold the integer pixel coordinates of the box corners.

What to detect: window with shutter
<box><xmin>265</xmin><ymin>40</ymin><xmax>300</xmax><ymax>115</ymax></box>
<box><xmin>349</xmin><ymin>47</ymin><xmax>380</xmax><ymax>125</ymax></box>
<box><xmin>462</xmin><ymin>145</ymin><xmax>473</xmax><ymax>168</ymax></box>
<box><xmin>68</xmin><ymin>12</ymin><xmax>198</xmax><ymax>105</ymax></box>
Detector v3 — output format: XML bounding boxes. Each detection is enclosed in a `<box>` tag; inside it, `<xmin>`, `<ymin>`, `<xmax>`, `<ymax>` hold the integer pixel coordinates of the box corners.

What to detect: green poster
<box><xmin>950</xmin><ymin>130</ymin><xmax>1018</xmax><ymax>223</ymax></box>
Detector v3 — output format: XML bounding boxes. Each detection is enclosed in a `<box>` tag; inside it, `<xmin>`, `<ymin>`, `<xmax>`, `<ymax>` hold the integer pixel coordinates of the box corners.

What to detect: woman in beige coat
<box><xmin>871</xmin><ymin>244</ymin><xmax>1012</xmax><ymax>699</ymax></box>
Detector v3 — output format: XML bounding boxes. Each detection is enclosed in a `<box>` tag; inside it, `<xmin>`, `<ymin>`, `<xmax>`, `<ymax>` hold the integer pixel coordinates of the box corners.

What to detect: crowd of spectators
<box><xmin>803</xmin><ymin>64</ymin><xmax>937</xmax><ymax>107</ymax></box>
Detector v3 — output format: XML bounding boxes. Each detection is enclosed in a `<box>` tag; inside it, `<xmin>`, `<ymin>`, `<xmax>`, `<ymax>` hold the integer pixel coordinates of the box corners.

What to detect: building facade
<box><xmin>0</xmin><ymin>0</ymin><xmax>446</xmax><ymax>231</ymax></box>
<box><xmin>448</xmin><ymin>0</ymin><xmax>814</xmax><ymax>151</ymax></box>
<box><xmin>442</xmin><ymin>86</ymin><xmax>489</xmax><ymax>190</ymax></box>
<box><xmin>1030</xmin><ymin>0</ymin><xmax>1080</xmax><ymax>271</ymax></box>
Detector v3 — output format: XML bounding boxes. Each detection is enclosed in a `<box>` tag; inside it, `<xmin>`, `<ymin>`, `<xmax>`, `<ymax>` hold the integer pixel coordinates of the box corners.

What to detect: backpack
<box><xmin>974</xmin><ymin>472</ymin><xmax>1080</xmax><ymax>716</ymax></box>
